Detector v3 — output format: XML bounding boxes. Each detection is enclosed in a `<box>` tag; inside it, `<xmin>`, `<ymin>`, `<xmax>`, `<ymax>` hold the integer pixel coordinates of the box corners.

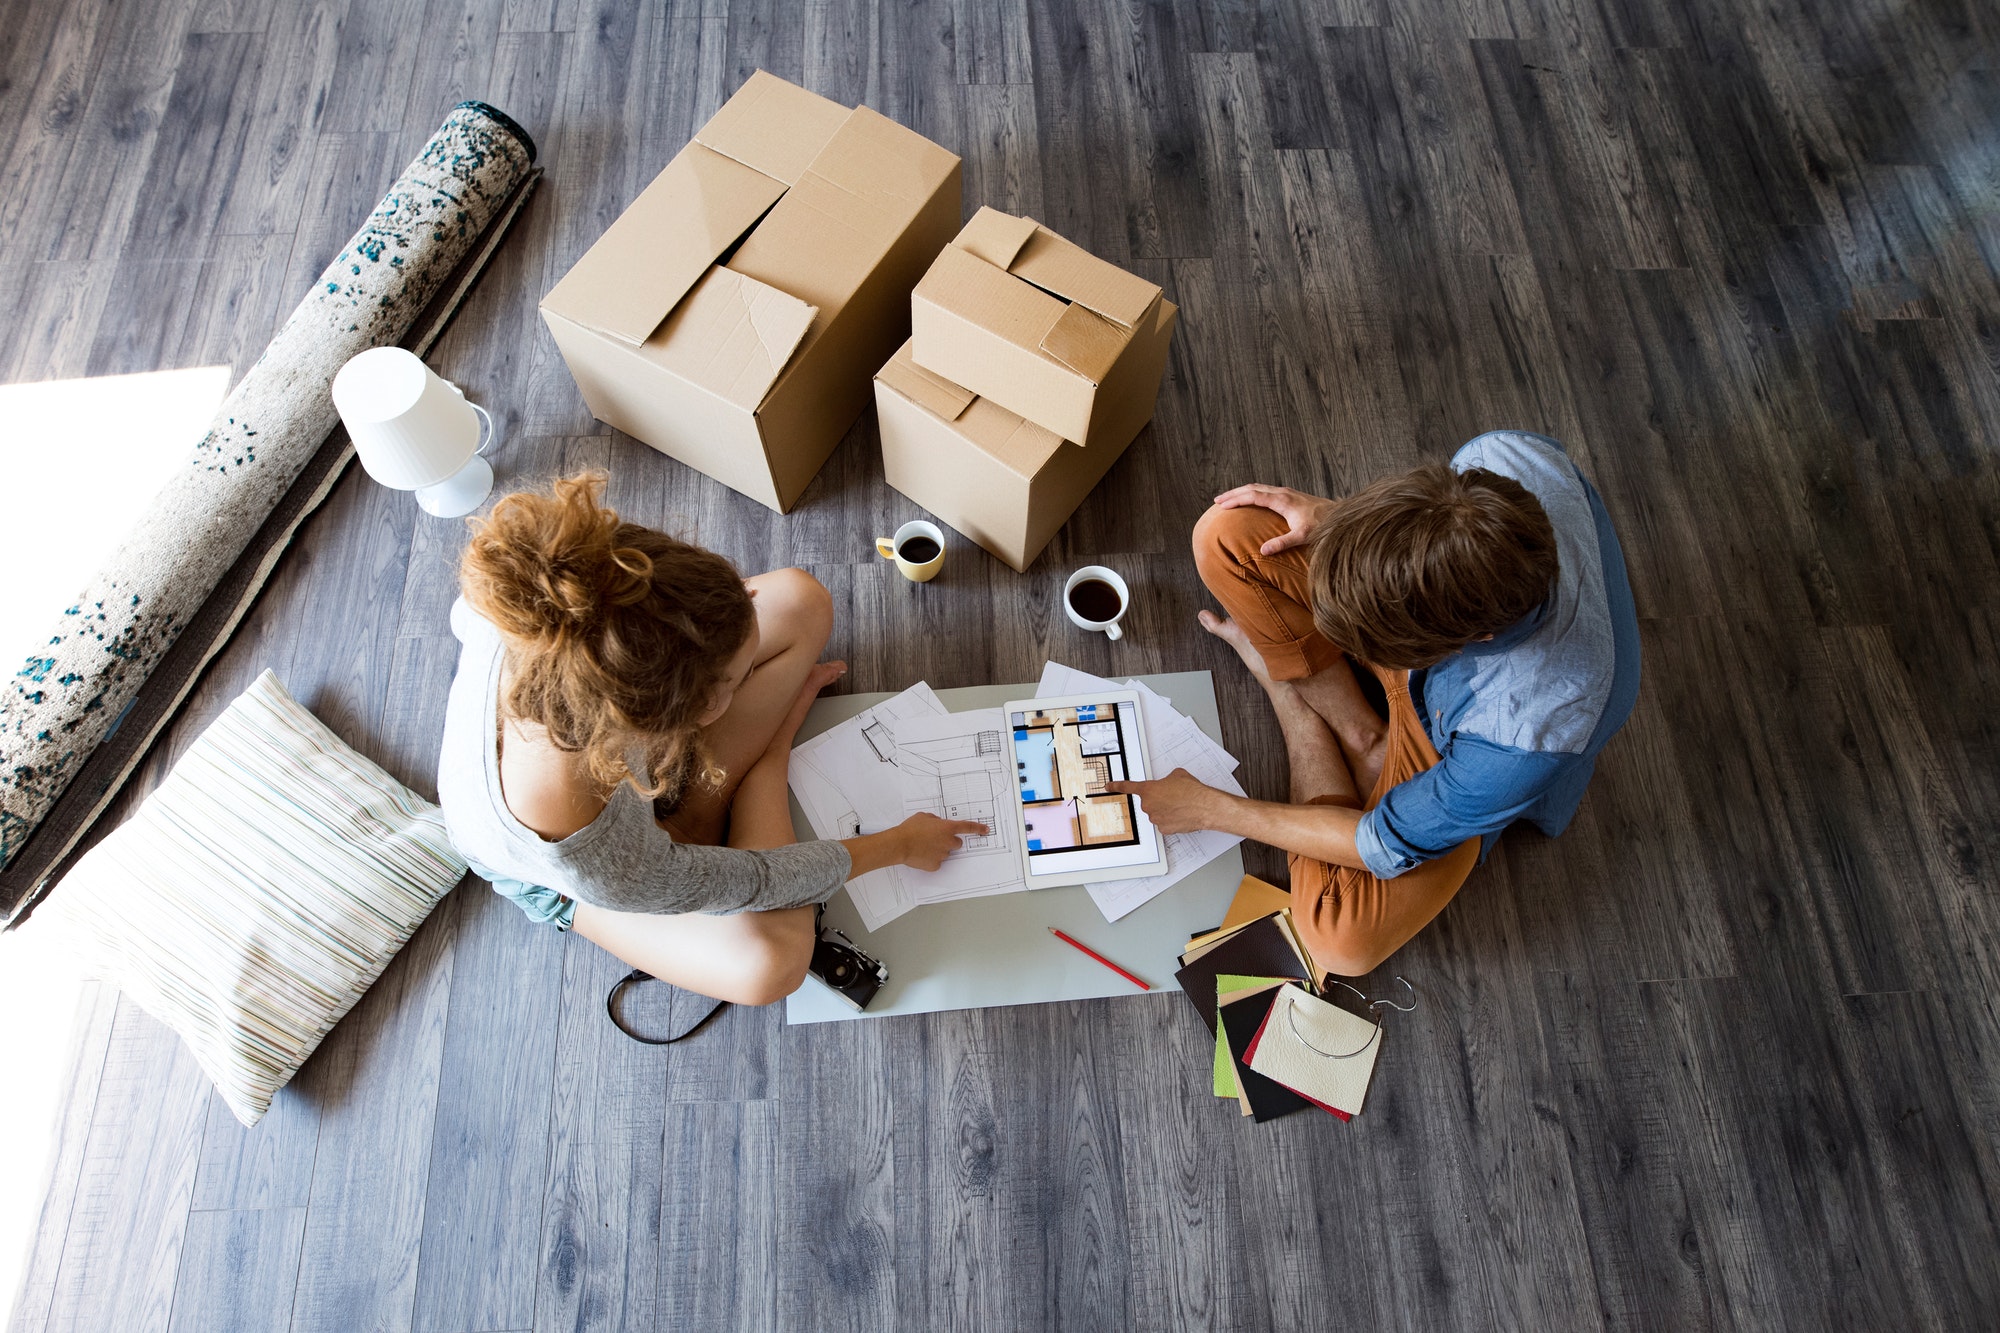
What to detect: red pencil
<box><xmin>1047</xmin><ymin>926</ymin><xmax>1152</xmax><ymax>991</ymax></box>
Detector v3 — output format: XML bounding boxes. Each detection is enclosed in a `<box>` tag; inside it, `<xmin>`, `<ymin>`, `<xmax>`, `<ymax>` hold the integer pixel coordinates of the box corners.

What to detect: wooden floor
<box><xmin>7</xmin><ymin>0</ymin><xmax>1999</xmax><ymax>1328</ymax></box>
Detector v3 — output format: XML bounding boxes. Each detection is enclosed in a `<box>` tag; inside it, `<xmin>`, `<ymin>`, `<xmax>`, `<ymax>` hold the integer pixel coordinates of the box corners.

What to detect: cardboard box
<box><xmin>909</xmin><ymin>208</ymin><xmax>1174</xmax><ymax>445</ymax></box>
<box><xmin>540</xmin><ymin>72</ymin><xmax>962</xmax><ymax>512</ymax></box>
<box><xmin>875</xmin><ymin>319</ymin><xmax>1173</xmax><ymax>572</ymax></box>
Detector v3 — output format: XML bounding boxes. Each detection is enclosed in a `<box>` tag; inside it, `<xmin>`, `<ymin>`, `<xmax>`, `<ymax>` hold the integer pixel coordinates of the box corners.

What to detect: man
<box><xmin>1110</xmin><ymin>431</ymin><xmax>1640</xmax><ymax>978</ymax></box>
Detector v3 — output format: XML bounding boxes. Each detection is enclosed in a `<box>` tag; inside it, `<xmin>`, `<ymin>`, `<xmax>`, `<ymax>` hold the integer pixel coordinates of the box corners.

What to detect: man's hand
<box><xmin>1107</xmin><ymin>768</ymin><xmax>1227</xmax><ymax>835</ymax></box>
<box><xmin>1212</xmin><ymin>484</ymin><xmax>1337</xmax><ymax>556</ymax></box>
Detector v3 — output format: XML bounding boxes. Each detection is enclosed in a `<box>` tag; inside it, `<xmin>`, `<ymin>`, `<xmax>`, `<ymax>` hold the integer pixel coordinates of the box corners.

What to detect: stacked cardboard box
<box><xmin>876</xmin><ymin>207</ymin><xmax>1177</xmax><ymax>572</ymax></box>
<box><xmin>541</xmin><ymin>72</ymin><xmax>962</xmax><ymax>513</ymax></box>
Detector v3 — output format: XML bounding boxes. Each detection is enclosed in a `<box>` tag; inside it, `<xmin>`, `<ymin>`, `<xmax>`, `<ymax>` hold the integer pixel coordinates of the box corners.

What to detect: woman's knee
<box><xmin>729</xmin><ymin>917</ymin><xmax>814</xmax><ymax>1006</ymax></box>
<box><xmin>750</xmin><ymin>567</ymin><xmax>833</xmax><ymax>652</ymax></box>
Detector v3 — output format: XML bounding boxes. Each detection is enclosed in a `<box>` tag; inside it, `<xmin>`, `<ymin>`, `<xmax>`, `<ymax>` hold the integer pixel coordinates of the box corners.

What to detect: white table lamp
<box><xmin>331</xmin><ymin>346</ymin><xmax>497</xmax><ymax>517</ymax></box>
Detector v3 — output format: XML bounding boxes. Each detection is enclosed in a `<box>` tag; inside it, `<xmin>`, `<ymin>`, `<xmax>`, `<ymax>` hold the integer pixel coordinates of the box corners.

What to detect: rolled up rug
<box><xmin>1</xmin><ymin>101</ymin><xmax>539</xmax><ymax>914</ymax></box>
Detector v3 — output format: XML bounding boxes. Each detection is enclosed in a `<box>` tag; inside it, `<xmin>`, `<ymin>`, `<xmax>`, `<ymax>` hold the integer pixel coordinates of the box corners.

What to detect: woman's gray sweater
<box><xmin>436</xmin><ymin>598</ymin><xmax>851</xmax><ymax>915</ymax></box>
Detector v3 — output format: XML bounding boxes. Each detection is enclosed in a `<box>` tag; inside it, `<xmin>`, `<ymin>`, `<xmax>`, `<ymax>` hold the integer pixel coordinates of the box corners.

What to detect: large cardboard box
<box><xmin>875</xmin><ymin>317</ymin><xmax>1173</xmax><ymax>572</ymax></box>
<box><xmin>909</xmin><ymin>208</ymin><xmax>1174</xmax><ymax>445</ymax></box>
<box><xmin>540</xmin><ymin>72</ymin><xmax>962</xmax><ymax>512</ymax></box>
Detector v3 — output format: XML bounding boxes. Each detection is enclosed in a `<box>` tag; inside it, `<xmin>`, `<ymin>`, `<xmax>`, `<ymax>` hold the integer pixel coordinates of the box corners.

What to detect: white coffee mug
<box><xmin>1063</xmin><ymin>565</ymin><xmax>1130</xmax><ymax>641</ymax></box>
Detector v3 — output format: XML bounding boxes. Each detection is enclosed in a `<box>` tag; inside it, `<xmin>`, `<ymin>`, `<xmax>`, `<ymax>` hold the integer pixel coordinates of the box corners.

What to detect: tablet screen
<box><xmin>1007</xmin><ymin>693</ymin><xmax>1166</xmax><ymax>884</ymax></box>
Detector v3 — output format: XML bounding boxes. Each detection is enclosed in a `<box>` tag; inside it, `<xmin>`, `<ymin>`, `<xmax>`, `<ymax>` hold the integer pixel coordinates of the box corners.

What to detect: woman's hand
<box><xmin>840</xmin><ymin>812</ymin><xmax>989</xmax><ymax>878</ymax></box>
<box><xmin>892</xmin><ymin>812</ymin><xmax>989</xmax><ymax>871</ymax></box>
<box><xmin>1212</xmin><ymin>484</ymin><xmax>1337</xmax><ymax>556</ymax></box>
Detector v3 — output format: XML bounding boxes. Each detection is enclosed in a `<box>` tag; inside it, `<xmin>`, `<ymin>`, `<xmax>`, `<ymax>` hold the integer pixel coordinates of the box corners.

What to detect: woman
<box><xmin>436</xmin><ymin>473</ymin><xmax>981</xmax><ymax>1006</ymax></box>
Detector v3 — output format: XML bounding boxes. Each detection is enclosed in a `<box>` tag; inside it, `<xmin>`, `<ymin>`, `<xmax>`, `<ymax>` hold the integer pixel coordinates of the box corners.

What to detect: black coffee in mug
<box><xmin>898</xmin><ymin>536</ymin><xmax>941</xmax><ymax>564</ymax></box>
<box><xmin>1067</xmin><ymin>578</ymin><xmax>1124</xmax><ymax>623</ymax></box>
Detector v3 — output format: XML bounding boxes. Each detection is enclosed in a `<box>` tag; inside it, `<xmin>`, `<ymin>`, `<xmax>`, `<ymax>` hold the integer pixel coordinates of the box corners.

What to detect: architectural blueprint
<box><xmin>787</xmin><ymin>682</ymin><xmax>946</xmax><ymax>930</ymax></box>
<box><xmin>893</xmin><ymin>708</ymin><xmax>1029</xmax><ymax>902</ymax></box>
<box><xmin>788</xmin><ymin>667</ymin><xmax>1248</xmax><ymax>930</ymax></box>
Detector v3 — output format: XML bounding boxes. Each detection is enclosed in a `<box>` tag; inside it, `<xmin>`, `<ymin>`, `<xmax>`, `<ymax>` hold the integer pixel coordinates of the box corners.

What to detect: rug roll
<box><xmin>1</xmin><ymin>102</ymin><xmax>537</xmax><ymax>873</ymax></box>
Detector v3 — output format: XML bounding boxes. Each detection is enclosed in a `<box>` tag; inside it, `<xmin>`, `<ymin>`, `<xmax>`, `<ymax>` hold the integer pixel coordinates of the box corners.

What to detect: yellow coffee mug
<box><xmin>875</xmin><ymin>520</ymin><xmax>946</xmax><ymax>583</ymax></box>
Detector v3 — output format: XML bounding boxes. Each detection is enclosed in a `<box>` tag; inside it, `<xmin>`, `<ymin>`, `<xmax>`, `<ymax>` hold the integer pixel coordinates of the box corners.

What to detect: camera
<box><xmin>809</xmin><ymin>912</ymin><xmax>888</xmax><ymax>1011</ymax></box>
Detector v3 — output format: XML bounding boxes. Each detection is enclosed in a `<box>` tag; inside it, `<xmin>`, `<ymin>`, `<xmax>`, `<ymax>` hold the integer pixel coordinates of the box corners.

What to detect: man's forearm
<box><xmin>1194</xmin><ymin>787</ymin><xmax>1371</xmax><ymax>871</ymax></box>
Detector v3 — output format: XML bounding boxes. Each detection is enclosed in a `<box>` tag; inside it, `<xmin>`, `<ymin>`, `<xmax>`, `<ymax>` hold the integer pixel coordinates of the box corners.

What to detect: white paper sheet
<box><xmin>892</xmin><ymin>707</ymin><xmax>1030</xmax><ymax>903</ymax></box>
<box><xmin>1035</xmin><ymin>662</ymin><xmax>1248</xmax><ymax>922</ymax></box>
<box><xmin>785</xmin><ymin>671</ymin><xmax>1246</xmax><ymax>1025</ymax></box>
<box><xmin>787</xmin><ymin>682</ymin><xmax>947</xmax><ymax>931</ymax></box>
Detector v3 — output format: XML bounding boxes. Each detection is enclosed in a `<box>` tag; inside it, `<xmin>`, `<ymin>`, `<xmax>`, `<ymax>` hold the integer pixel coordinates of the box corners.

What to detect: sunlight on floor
<box><xmin>1</xmin><ymin>364</ymin><xmax>230</xmax><ymax>1324</ymax></box>
<box><xmin>0</xmin><ymin>365</ymin><xmax>232</xmax><ymax>674</ymax></box>
<box><xmin>0</xmin><ymin>933</ymin><xmax>88</xmax><ymax>1325</ymax></box>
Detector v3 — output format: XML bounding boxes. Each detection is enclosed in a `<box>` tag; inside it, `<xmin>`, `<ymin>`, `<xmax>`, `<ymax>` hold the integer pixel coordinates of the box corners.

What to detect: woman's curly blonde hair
<box><xmin>459</xmin><ymin>472</ymin><xmax>755</xmax><ymax>806</ymax></box>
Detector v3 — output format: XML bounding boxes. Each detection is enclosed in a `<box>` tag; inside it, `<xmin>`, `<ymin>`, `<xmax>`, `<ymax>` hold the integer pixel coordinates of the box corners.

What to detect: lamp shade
<box><xmin>331</xmin><ymin>347</ymin><xmax>480</xmax><ymax>490</ymax></box>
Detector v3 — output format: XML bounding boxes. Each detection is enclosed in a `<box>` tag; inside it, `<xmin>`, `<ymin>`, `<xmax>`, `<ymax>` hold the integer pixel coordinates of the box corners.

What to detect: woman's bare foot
<box><xmin>1199</xmin><ymin>610</ymin><xmax>1284</xmax><ymax>692</ymax></box>
<box><xmin>771</xmin><ymin>660</ymin><xmax>846</xmax><ymax>754</ymax></box>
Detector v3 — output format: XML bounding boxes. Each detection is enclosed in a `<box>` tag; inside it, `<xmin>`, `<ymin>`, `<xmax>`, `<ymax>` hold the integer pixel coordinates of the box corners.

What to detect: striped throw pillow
<box><xmin>35</xmin><ymin>670</ymin><xmax>467</xmax><ymax>1126</ymax></box>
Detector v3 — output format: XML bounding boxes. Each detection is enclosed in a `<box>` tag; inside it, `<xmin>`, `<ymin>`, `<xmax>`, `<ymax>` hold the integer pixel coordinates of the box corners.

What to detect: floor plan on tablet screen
<box><xmin>1012</xmin><ymin>702</ymin><xmax>1139</xmax><ymax>851</ymax></box>
<box><xmin>1006</xmin><ymin>694</ymin><xmax>1166</xmax><ymax>883</ymax></box>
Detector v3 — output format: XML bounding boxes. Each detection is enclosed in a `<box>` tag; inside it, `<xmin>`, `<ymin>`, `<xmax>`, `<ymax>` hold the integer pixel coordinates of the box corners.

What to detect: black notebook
<box><xmin>1174</xmin><ymin>914</ymin><xmax>1315</xmax><ymax>1034</ymax></box>
<box><xmin>1218</xmin><ymin>985</ymin><xmax>1312</xmax><ymax>1123</ymax></box>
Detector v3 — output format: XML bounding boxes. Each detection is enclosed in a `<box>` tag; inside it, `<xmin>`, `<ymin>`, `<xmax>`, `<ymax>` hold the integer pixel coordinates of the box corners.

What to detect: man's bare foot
<box><xmin>1291</xmin><ymin>660</ymin><xmax>1389</xmax><ymax>795</ymax></box>
<box><xmin>1352</xmin><ymin>730</ymin><xmax>1387</xmax><ymax>805</ymax></box>
<box><xmin>1199</xmin><ymin>610</ymin><xmax>1282</xmax><ymax>691</ymax></box>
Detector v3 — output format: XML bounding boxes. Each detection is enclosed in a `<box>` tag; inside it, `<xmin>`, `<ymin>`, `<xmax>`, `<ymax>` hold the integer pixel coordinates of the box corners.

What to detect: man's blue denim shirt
<box><xmin>1352</xmin><ymin>432</ymin><xmax>1642</xmax><ymax>879</ymax></box>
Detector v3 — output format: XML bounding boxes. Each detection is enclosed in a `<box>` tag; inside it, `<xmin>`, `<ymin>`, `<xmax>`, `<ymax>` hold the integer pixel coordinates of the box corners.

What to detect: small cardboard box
<box><xmin>909</xmin><ymin>208</ymin><xmax>1174</xmax><ymax>444</ymax></box>
<box><xmin>540</xmin><ymin>72</ymin><xmax>962</xmax><ymax>512</ymax></box>
<box><xmin>875</xmin><ymin>321</ymin><xmax>1172</xmax><ymax>572</ymax></box>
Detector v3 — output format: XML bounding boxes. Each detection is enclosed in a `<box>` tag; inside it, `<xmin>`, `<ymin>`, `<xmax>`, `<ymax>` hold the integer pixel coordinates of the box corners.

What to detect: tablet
<box><xmin>1001</xmin><ymin>690</ymin><xmax>1169</xmax><ymax>888</ymax></box>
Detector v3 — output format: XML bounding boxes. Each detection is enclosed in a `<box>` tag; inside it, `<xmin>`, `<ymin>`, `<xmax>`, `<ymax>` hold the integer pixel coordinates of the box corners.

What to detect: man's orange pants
<box><xmin>1192</xmin><ymin>504</ymin><xmax>1480</xmax><ymax>977</ymax></box>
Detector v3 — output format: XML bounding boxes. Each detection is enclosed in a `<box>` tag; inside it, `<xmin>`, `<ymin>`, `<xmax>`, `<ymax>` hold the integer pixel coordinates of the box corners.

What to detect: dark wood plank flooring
<box><xmin>6</xmin><ymin>0</ymin><xmax>1999</xmax><ymax>1328</ymax></box>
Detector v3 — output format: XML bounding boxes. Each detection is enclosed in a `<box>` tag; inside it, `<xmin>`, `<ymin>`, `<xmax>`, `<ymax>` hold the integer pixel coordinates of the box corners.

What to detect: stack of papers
<box><xmin>786</xmin><ymin>663</ymin><xmax>1247</xmax><ymax>930</ymax></box>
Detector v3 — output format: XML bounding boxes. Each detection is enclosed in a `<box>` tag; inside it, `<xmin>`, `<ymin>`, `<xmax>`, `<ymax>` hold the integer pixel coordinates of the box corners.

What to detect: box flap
<box><xmin>915</xmin><ymin>243</ymin><xmax>1067</xmax><ymax>349</ymax></box>
<box><xmin>693</xmin><ymin>69</ymin><xmax>850</xmax><ymax>187</ymax></box>
<box><xmin>731</xmin><ymin>107</ymin><xmax>962</xmax><ymax>316</ymax></box>
<box><xmin>1008</xmin><ymin>227</ymin><xmax>1161</xmax><ymax>329</ymax></box>
<box><xmin>1039</xmin><ymin>303</ymin><xmax>1129</xmax><ymax>384</ymax></box>
<box><xmin>877</xmin><ymin>340</ymin><xmax>975</xmax><ymax>421</ymax></box>
<box><xmin>954</xmin><ymin>207</ymin><xmax>1039</xmax><ymax>270</ymax></box>
<box><xmin>542</xmin><ymin>142</ymin><xmax>787</xmax><ymax>346</ymax></box>
<box><xmin>809</xmin><ymin>107</ymin><xmax>963</xmax><ymax>208</ymax></box>
<box><xmin>646</xmin><ymin>266</ymin><xmax>817</xmax><ymax>411</ymax></box>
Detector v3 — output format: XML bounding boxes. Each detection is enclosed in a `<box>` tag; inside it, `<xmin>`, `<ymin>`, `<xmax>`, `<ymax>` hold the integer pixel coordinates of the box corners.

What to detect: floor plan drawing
<box><xmin>1009</xmin><ymin>701</ymin><xmax>1141</xmax><ymax>854</ymax></box>
<box><xmin>787</xmin><ymin>682</ymin><xmax>948</xmax><ymax>929</ymax></box>
<box><xmin>894</xmin><ymin>708</ymin><xmax>1028</xmax><ymax>900</ymax></box>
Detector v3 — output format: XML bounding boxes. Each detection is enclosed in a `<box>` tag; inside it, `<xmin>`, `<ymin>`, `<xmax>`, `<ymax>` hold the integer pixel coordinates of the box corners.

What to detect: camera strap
<box><xmin>603</xmin><ymin>969</ymin><xmax>729</xmax><ymax>1045</ymax></box>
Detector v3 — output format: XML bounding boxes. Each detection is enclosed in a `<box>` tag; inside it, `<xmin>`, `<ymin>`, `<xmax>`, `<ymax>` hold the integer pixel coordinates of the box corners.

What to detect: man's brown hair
<box><xmin>1306</xmin><ymin>464</ymin><xmax>1558</xmax><ymax>669</ymax></box>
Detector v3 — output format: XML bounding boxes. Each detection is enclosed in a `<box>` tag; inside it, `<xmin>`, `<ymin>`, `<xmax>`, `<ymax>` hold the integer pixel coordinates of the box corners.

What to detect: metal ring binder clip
<box><xmin>1284</xmin><ymin>976</ymin><xmax>1416</xmax><ymax>1059</ymax></box>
